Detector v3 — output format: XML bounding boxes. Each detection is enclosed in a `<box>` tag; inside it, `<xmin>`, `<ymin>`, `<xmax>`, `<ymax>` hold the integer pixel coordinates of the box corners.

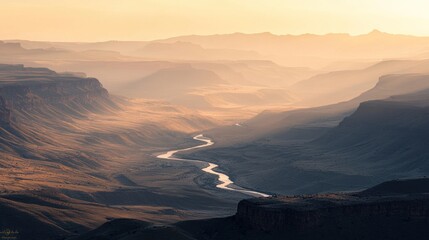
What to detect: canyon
<box><xmin>0</xmin><ymin>64</ymin><xmax>242</xmax><ymax>239</ymax></box>
<box><xmin>1</xmin><ymin>30</ymin><xmax>429</xmax><ymax>239</ymax></box>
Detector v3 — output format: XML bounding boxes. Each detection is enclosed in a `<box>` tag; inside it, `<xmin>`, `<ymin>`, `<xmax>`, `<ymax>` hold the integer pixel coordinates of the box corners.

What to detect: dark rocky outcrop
<box><xmin>233</xmin><ymin>179</ymin><xmax>429</xmax><ymax>239</ymax></box>
<box><xmin>236</xmin><ymin>193</ymin><xmax>429</xmax><ymax>233</ymax></box>
<box><xmin>77</xmin><ymin>179</ymin><xmax>429</xmax><ymax>240</ymax></box>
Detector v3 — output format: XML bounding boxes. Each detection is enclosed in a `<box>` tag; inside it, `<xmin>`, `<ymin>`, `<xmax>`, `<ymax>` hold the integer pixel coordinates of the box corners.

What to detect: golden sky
<box><xmin>1</xmin><ymin>0</ymin><xmax>429</xmax><ymax>41</ymax></box>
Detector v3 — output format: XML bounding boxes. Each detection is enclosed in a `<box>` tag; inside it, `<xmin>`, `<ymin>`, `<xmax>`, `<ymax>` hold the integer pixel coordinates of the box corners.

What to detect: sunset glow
<box><xmin>2</xmin><ymin>0</ymin><xmax>429</xmax><ymax>41</ymax></box>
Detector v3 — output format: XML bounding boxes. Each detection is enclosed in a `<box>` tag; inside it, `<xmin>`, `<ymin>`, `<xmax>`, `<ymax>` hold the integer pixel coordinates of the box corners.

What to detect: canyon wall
<box><xmin>0</xmin><ymin>64</ymin><xmax>117</xmax><ymax>122</ymax></box>
<box><xmin>236</xmin><ymin>195</ymin><xmax>429</xmax><ymax>233</ymax></box>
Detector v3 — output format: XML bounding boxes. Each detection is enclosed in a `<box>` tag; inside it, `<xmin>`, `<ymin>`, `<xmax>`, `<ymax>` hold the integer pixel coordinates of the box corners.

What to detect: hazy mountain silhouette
<box><xmin>291</xmin><ymin>59</ymin><xmax>429</xmax><ymax>106</ymax></box>
<box><xmin>159</xmin><ymin>30</ymin><xmax>429</xmax><ymax>68</ymax></box>
<box><xmin>185</xmin><ymin>73</ymin><xmax>429</xmax><ymax>195</ymax></box>
<box><xmin>133</xmin><ymin>41</ymin><xmax>261</xmax><ymax>60</ymax></box>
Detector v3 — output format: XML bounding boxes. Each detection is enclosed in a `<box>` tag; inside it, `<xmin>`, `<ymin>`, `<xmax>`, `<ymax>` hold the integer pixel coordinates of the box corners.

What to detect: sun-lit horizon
<box><xmin>2</xmin><ymin>29</ymin><xmax>425</xmax><ymax>43</ymax></box>
<box><xmin>2</xmin><ymin>0</ymin><xmax>429</xmax><ymax>41</ymax></box>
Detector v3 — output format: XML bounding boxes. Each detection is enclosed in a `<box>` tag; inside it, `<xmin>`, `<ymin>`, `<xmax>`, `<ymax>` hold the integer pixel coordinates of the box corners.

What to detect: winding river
<box><xmin>157</xmin><ymin>134</ymin><xmax>270</xmax><ymax>198</ymax></box>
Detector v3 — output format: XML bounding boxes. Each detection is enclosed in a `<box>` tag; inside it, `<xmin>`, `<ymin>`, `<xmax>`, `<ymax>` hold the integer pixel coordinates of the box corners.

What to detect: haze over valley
<box><xmin>2</xmin><ymin>1</ymin><xmax>429</xmax><ymax>239</ymax></box>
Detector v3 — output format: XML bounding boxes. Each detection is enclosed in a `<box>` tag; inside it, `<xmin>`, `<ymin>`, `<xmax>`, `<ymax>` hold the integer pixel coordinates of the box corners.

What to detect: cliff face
<box><xmin>0</xmin><ymin>64</ymin><xmax>116</xmax><ymax>121</ymax></box>
<box><xmin>236</xmin><ymin>196</ymin><xmax>429</xmax><ymax>233</ymax></box>
<box><xmin>235</xmin><ymin>179</ymin><xmax>429</xmax><ymax>238</ymax></box>
<box><xmin>77</xmin><ymin>178</ymin><xmax>429</xmax><ymax>240</ymax></box>
<box><xmin>0</xmin><ymin>64</ymin><xmax>119</xmax><ymax>163</ymax></box>
<box><xmin>0</xmin><ymin>77</ymin><xmax>110</xmax><ymax>109</ymax></box>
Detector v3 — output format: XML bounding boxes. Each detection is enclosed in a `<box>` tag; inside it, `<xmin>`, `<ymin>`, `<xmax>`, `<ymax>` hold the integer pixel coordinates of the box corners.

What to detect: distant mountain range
<box><xmin>5</xmin><ymin>31</ymin><xmax>429</xmax><ymax>115</ymax></box>
<box><xmin>7</xmin><ymin>30</ymin><xmax>429</xmax><ymax>68</ymax></box>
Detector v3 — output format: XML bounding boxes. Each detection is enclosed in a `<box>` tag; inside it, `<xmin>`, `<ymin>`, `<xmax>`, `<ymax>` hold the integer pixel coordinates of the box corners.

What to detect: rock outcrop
<box><xmin>235</xmin><ymin>178</ymin><xmax>429</xmax><ymax>238</ymax></box>
<box><xmin>236</xmin><ymin>193</ymin><xmax>429</xmax><ymax>233</ymax></box>
<box><xmin>74</xmin><ymin>178</ymin><xmax>429</xmax><ymax>240</ymax></box>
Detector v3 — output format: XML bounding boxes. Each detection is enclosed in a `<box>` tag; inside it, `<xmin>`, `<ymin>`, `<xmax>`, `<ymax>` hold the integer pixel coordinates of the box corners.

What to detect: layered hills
<box><xmin>6</xmin><ymin>31</ymin><xmax>429</xmax><ymax>120</ymax></box>
<box><xmin>291</xmin><ymin>59</ymin><xmax>429</xmax><ymax>106</ymax></box>
<box><xmin>3</xmin><ymin>31</ymin><xmax>429</xmax><ymax>239</ymax></box>
<box><xmin>184</xmin><ymin>73</ymin><xmax>429</xmax><ymax>195</ymax></box>
<box><xmin>159</xmin><ymin>30</ymin><xmax>429</xmax><ymax>68</ymax></box>
<box><xmin>10</xmin><ymin>30</ymin><xmax>429</xmax><ymax>68</ymax></box>
<box><xmin>0</xmin><ymin>41</ymin><xmax>308</xmax><ymax>121</ymax></box>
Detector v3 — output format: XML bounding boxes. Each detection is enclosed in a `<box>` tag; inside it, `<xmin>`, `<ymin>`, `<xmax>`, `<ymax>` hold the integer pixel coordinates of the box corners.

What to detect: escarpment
<box><xmin>76</xmin><ymin>179</ymin><xmax>429</xmax><ymax>240</ymax></box>
<box><xmin>236</xmin><ymin>194</ymin><xmax>429</xmax><ymax>233</ymax></box>
<box><xmin>235</xmin><ymin>179</ymin><xmax>429</xmax><ymax>239</ymax></box>
<box><xmin>0</xmin><ymin>64</ymin><xmax>117</xmax><ymax>121</ymax></box>
<box><xmin>0</xmin><ymin>64</ymin><xmax>121</xmax><ymax>159</ymax></box>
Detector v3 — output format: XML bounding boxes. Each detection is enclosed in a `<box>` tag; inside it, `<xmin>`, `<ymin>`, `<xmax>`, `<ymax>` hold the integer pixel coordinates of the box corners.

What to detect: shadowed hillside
<box><xmin>183</xmin><ymin>74</ymin><xmax>429</xmax><ymax>195</ymax></box>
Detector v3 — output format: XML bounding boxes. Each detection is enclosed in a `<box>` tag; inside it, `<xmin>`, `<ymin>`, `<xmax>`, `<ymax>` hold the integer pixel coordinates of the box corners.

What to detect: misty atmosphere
<box><xmin>1</xmin><ymin>1</ymin><xmax>429</xmax><ymax>239</ymax></box>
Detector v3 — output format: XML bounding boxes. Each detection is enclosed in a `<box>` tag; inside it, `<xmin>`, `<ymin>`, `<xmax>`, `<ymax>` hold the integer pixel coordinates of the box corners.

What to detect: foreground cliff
<box><xmin>76</xmin><ymin>178</ymin><xmax>429</xmax><ymax>240</ymax></box>
<box><xmin>233</xmin><ymin>179</ymin><xmax>429</xmax><ymax>240</ymax></box>
<box><xmin>236</xmin><ymin>184</ymin><xmax>429</xmax><ymax>239</ymax></box>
